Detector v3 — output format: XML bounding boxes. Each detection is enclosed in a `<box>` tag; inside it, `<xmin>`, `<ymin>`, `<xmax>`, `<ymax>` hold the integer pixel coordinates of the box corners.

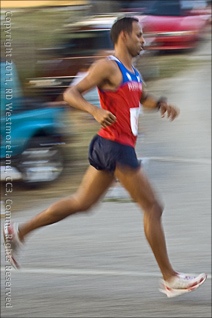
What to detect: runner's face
<box><xmin>125</xmin><ymin>21</ymin><xmax>145</xmax><ymax>57</ymax></box>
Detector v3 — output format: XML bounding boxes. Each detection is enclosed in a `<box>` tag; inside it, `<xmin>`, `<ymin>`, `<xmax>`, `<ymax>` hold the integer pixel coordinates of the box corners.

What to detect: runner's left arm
<box><xmin>140</xmin><ymin>88</ymin><xmax>180</xmax><ymax>121</ymax></box>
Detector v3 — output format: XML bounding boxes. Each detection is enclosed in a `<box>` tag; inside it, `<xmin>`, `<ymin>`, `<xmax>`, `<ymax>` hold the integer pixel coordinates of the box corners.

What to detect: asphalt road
<box><xmin>1</xmin><ymin>35</ymin><xmax>211</xmax><ymax>317</ymax></box>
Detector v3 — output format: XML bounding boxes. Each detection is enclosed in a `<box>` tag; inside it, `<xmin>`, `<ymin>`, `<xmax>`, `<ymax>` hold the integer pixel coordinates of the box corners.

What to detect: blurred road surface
<box><xmin>1</xmin><ymin>33</ymin><xmax>211</xmax><ymax>317</ymax></box>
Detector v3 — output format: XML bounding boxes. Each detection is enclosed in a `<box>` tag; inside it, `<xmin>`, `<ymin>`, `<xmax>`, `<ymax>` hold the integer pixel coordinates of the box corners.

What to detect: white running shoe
<box><xmin>159</xmin><ymin>272</ymin><xmax>207</xmax><ymax>298</ymax></box>
<box><xmin>3</xmin><ymin>223</ymin><xmax>22</xmax><ymax>269</ymax></box>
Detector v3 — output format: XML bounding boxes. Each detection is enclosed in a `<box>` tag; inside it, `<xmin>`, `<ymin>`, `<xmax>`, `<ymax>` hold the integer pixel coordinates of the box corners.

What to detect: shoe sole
<box><xmin>159</xmin><ymin>274</ymin><xmax>207</xmax><ymax>298</ymax></box>
<box><xmin>3</xmin><ymin>226</ymin><xmax>20</xmax><ymax>269</ymax></box>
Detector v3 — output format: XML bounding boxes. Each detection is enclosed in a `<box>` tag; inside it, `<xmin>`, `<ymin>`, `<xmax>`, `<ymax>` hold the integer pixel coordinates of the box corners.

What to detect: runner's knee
<box><xmin>70</xmin><ymin>195</ymin><xmax>95</xmax><ymax>213</ymax></box>
<box><xmin>76</xmin><ymin>201</ymin><xmax>94</xmax><ymax>213</ymax></box>
<box><xmin>47</xmin><ymin>196</ymin><xmax>94</xmax><ymax>217</ymax></box>
<box><xmin>154</xmin><ymin>201</ymin><xmax>164</xmax><ymax>218</ymax></box>
<box><xmin>143</xmin><ymin>201</ymin><xmax>164</xmax><ymax>220</ymax></box>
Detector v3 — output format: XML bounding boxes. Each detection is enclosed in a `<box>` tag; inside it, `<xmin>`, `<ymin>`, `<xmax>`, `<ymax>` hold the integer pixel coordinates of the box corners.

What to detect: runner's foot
<box><xmin>3</xmin><ymin>223</ymin><xmax>22</xmax><ymax>269</ymax></box>
<box><xmin>159</xmin><ymin>272</ymin><xmax>207</xmax><ymax>298</ymax></box>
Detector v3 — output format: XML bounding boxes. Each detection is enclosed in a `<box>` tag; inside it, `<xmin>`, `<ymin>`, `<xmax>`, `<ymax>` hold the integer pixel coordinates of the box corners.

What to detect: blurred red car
<box><xmin>134</xmin><ymin>0</ymin><xmax>211</xmax><ymax>51</ymax></box>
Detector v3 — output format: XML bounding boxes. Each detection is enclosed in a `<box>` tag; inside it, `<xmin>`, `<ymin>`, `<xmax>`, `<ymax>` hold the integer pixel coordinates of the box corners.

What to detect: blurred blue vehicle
<box><xmin>0</xmin><ymin>60</ymin><xmax>70</xmax><ymax>186</ymax></box>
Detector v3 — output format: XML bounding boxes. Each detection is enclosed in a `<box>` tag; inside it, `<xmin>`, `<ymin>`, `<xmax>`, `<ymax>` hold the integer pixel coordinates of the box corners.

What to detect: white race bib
<box><xmin>130</xmin><ymin>106</ymin><xmax>141</xmax><ymax>136</ymax></box>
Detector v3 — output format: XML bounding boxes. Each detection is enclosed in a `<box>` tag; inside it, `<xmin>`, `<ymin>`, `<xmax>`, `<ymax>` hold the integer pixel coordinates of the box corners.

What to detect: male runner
<box><xmin>3</xmin><ymin>16</ymin><xmax>207</xmax><ymax>298</ymax></box>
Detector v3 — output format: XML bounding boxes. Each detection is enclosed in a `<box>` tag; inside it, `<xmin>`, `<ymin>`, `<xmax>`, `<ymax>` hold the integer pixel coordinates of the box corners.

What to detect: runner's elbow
<box><xmin>63</xmin><ymin>87</ymin><xmax>72</xmax><ymax>103</ymax></box>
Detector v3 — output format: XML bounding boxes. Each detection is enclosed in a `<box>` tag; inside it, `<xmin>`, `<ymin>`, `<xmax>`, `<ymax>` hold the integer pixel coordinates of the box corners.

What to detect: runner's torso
<box><xmin>98</xmin><ymin>55</ymin><xmax>143</xmax><ymax>147</ymax></box>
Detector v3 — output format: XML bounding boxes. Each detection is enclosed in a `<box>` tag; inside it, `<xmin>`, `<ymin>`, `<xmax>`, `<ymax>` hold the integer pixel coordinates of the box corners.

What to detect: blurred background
<box><xmin>0</xmin><ymin>2</ymin><xmax>211</xmax><ymax>318</ymax></box>
<box><xmin>0</xmin><ymin>0</ymin><xmax>211</xmax><ymax>206</ymax></box>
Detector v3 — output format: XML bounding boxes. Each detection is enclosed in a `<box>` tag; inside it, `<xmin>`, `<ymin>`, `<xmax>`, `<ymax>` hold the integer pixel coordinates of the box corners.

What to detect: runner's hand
<box><xmin>160</xmin><ymin>102</ymin><xmax>180</xmax><ymax>121</ymax></box>
<box><xmin>93</xmin><ymin>108</ymin><xmax>116</xmax><ymax>127</ymax></box>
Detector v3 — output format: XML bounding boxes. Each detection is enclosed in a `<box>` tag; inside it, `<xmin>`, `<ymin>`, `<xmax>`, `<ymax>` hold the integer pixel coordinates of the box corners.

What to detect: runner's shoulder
<box><xmin>91</xmin><ymin>57</ymin><xmax>118</xmax><ymax>75</ymax></box>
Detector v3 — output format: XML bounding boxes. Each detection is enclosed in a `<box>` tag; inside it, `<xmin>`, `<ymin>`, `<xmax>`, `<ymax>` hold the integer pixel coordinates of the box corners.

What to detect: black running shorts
<box><xmin>88</xmin><ymin>135</ymin><xmax>141</xmax><ymax>172</ymax></box>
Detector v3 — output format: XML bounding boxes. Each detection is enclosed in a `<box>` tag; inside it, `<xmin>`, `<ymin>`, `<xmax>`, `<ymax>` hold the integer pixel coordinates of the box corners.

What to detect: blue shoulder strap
<box><xmin>108</xmin><ymin>55</ymin><xmax>142</xmax><ymax>84</ymax></box>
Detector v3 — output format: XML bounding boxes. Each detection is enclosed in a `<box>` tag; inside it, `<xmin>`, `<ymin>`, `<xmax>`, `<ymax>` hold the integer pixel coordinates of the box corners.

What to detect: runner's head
<box><xmin>110</xmin><ymin>16</ymin><xmax>144</xmax><ymax>56</ymax></box>
<box><xmin>110</xmin><ymin>16</ymin><xmax>139</xmax><ymax>45</ymax></box>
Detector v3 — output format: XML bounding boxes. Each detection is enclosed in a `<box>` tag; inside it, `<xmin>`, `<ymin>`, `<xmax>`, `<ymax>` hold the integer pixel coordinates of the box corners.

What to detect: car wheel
<box><xmin>19</xmin><ymin>142</ymin><xmax>64</xmax><ymax>186</ymax></box>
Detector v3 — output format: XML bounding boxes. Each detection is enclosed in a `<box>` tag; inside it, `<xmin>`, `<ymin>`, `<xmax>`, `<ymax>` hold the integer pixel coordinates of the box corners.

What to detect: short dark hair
<box><xmin>110</xmin><ymin>16</ymin><xmax>139</xmax><ymax>45</ymax></box>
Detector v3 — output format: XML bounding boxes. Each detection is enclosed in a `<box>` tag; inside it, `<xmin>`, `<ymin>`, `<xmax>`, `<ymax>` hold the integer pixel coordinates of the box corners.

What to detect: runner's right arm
<box><xmin>63</xmin><ymin>59</ymin><xmax>116</xmax><ymax>127</ymax></box>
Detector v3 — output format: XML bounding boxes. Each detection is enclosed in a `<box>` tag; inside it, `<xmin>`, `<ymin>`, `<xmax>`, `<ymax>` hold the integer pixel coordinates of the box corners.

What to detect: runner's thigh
<box><xmin>75</xmin><ymin>165</ymin><xmax>115</xmax><ymax>207</ymax></box>
<box><xmin>115</xmin><ymin>166</ymin><xmax>160</xmax><ymax>211</ymax></box>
